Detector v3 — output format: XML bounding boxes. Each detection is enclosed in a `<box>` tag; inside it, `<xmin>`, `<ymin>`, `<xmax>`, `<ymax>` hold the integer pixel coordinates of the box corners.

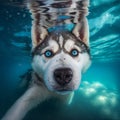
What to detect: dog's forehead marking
<box><xmin>64</xmin><ymin>39</ymin><xmax>75</xmax><ymax>51</ymax></box>
<box><xmin>48</xmin><ymin>39</ymin><xmax>59</xmax><ymax>52</ymax></box>
<box><xmin>59</xmin><ymin>35</ymin><xmax>64</xmax><ymax>48</ymax></box>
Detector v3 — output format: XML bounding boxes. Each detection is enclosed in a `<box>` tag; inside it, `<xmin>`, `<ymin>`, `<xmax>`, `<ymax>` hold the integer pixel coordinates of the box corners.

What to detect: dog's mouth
<box><xmin>57</xmin><ymin>88</ymin><xmax>73</xmax><ymax>92</ymax></box>
<box><xmin>53</xmin><ymin>86</ymin><xmax>74</xmax><ymax>93</ymax></box>
<box><xmin>55</xmin><ymin>89</ymin><xmax>73</xmax><ymax>95</ymax></box>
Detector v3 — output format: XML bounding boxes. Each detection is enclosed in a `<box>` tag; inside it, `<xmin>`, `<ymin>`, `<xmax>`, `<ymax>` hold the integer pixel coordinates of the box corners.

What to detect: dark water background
<box><xmin>0</xmin><ymin>0</ymin><xmax>120</xmax><ymax>120</ymax></box>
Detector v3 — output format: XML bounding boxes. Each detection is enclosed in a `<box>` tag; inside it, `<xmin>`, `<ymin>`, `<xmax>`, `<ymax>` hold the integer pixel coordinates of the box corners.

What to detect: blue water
<box><xmin>0</xmin><ymin>0</ymin><xmax>120</xmax><ymax>120</ymax></box>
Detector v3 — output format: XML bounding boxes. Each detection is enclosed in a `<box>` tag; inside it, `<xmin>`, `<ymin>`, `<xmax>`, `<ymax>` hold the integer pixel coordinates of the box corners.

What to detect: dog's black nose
<box><xmin>54</xmin><ymin>68</ymin><xmax>73</xmax><ymax>86</ymax></box>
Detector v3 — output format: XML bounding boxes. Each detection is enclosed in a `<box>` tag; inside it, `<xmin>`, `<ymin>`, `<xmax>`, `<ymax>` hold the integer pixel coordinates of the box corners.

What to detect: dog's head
<box><xmin>27</xmin><ymin>0</ymin><xmax>91</xmax><ymax>94</ymax></box>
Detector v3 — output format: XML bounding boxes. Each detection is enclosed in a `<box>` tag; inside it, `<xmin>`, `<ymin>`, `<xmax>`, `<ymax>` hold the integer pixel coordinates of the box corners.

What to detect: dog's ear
<box><xmin>72</xmin><ymin>0</ymin><xmax>89</xmax><ymax>46</ymax></box>
<box><xmin>27</xmin><ymin>1</ymin><xmax>48</xmax><ymax>49</ymax></box>
<box><xmin>72</xmin><ymin>17</ymin><xmax>89</xmax><ymax>46</ymax></box>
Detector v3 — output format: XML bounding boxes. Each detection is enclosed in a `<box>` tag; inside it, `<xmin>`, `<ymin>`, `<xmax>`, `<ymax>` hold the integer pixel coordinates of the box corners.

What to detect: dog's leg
<box><xmin>2</xmin><ymin>84</ymin><xmax>50</xmax><ymax>120</ymax></box>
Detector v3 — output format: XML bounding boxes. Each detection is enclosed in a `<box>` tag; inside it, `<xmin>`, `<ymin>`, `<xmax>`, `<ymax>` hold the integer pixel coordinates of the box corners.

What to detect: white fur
<box><xmin>59</xmin><ymin>35</ymin><xmax>64</xmax><ymax>48</ymax></box>
<box><xmin>32</xmin><ymin>39</ymin><xmax>91</xmax><ymax>94</ymax></box>
<box><xmin>64</xmin><ymin>39</ymin><xmax>75</xmax><ymax>52</ymax></box>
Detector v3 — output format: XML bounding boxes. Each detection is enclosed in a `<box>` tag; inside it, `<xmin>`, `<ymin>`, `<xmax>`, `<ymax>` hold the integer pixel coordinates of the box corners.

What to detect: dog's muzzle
<box><xmin>54</xmin><ymin>68</ymin><xmax>73</xmax><ymax>86</ymax></box>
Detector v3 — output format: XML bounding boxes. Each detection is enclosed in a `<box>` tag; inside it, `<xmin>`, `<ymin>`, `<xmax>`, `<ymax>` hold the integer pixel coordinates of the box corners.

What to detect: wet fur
<box><xmin>2</xmin><ymin>0</ymin><xmax>90</xmax><ymax>120</ymax></box>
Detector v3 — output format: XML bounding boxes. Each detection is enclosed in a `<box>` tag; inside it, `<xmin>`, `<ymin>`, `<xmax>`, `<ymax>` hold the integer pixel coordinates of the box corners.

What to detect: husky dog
<box><xmin>2</xmin><ymin>0</ymin><xmax>91</xmax><ymax>120</ymax></box>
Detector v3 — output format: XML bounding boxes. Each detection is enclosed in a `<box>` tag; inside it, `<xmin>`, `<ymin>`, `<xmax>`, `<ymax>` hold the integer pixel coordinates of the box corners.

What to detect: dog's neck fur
<box><xmin>23</xmin><ymin>69</ymin><xmax>44</xmax><ymax>86</ymax></box>
<box><xmin>33</xmin><ymin>71</ymin><xmax>44</xmax><ymax>85</ymax></box>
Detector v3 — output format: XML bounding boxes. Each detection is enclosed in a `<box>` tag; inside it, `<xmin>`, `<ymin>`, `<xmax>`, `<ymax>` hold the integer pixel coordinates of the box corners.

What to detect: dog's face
<box><xmin>32</xmin><ymin>32</ymin><xmax>91</xmax><ymax>94</ymax></box>
<box><xmin>27</xmin><ymin>0</ymin><xmax>90</xmax><ymax>94</ymax></box>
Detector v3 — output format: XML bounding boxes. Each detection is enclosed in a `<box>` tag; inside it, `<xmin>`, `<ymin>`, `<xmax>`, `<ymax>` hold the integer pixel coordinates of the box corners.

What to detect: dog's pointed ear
<box><xmin>27</xmin><ymin>1</ymin><xmax>48</xmax><ymax>49</ymax></box>
<box><xmin>72</xmin><ymin>17</ymin><xmax>89</xmax><ymax>45</ymax></box>
<box><xmin>72</xmin><ymin>0</ymin><xmax>89</xmax><ymax>46</ymax></box>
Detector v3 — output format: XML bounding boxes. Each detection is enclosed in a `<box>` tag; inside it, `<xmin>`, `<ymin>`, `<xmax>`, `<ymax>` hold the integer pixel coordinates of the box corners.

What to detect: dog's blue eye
<box><xmin>44</xmin><ymin>50</ymin><xmax>53</xmax><ymax>57</ymax></box>
<box><xmin>71</xmin><ymin>49</ymin><xmax>79</xmax><ymax>57</ymax></box>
